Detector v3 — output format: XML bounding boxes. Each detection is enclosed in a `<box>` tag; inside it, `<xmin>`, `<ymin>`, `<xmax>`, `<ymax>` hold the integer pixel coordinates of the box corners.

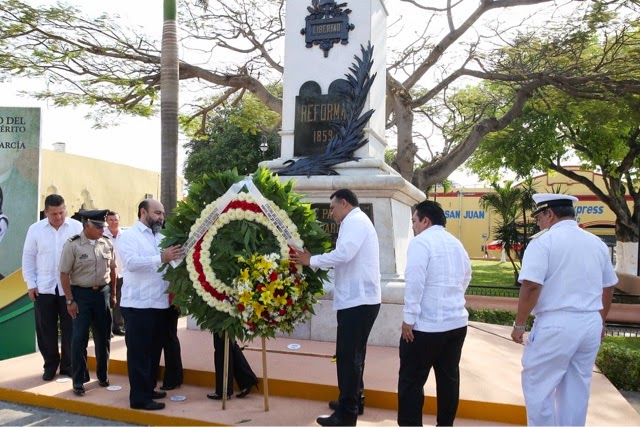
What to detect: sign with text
<box><xmin>294</xmin><ymin>80</ymin><xmax>349</xmax><ymax>157</ymax></box>
<box><xmin>312</xmin><ymin>203</ymin><xmax>373</xmax><ymax>249</ymax></box>
<box><xmin>300</xmin><ymin>1</ymin><xmax>354</xmax><ymax>57</ymax></box>
<box><xmin>0</xmin><ymin>106</ymin><xmax>40</xmax><ymax>360</ymax></box>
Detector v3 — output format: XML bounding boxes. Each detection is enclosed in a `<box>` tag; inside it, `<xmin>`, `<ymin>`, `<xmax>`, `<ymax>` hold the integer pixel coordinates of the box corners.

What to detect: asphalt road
<box><xmin>0</xmin><ymin>400</ymin><xmax>134</xmax><ymax>426</ymax></box>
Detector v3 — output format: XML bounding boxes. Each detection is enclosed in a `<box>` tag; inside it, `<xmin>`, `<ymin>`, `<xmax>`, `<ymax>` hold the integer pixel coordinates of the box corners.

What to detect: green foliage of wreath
<box><xmin>160</xmin><ymin>167</ymin><xmax>331</xmax><ymax>341</ymax></box>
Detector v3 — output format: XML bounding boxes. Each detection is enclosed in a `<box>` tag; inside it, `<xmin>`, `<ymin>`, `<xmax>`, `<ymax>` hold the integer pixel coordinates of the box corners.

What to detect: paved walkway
<box><xmin>0</xmin><ymin>320</ymin><xmax>638</xmax><ymax>426</ymax></box>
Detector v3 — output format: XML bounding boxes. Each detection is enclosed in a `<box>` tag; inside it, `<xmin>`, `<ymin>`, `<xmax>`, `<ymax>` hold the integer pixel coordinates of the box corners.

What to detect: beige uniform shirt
<box><xmin>59</xmin><ymin>231</ymin><xmax>116</xmax><ymax>287</ymax></box>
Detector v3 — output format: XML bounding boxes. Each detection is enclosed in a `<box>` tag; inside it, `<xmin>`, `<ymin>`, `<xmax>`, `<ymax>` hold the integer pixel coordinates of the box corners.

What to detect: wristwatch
<box><xmin>512</xmin><ymin>322</ymin><xmax>526</xmax><ymax>331</ymax></box>
<box><xmin>65</xmin><ymin>299</ymin><xmax>75</xmax><ymax>306</ymax></box>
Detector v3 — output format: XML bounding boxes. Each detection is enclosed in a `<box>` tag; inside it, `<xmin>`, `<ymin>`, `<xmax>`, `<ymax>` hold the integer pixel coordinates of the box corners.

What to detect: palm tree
<box><xmin>479</xmin><ymin>181</ymin><xmax>525</xmax><ymax>279</ymax></box>
<box><xmin>161</xmin><ymin>0</ymin><xmax>179</xmax><ymax>214</ymax></box>
<box><xmin>515</xmin><ymin>177</ymin><xmax>537</xmax><ymax>260</ymax></box>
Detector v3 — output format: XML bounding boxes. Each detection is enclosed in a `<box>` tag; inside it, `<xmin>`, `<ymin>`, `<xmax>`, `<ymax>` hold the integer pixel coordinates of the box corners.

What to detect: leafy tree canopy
<box><xmin>0</xmin><ymin>0</ymin><xmax>639</xmax><ymax>188</ymax></box>
<box><xmin>183</xmin><ymin>107</ymin><xmax>280</xmax><ymax>183</ymax></box>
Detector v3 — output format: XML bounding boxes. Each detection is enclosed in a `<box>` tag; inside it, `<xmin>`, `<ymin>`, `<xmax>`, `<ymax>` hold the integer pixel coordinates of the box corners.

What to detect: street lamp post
<box><xmin>260</xmin><ymin>134</ymin><xmax>268</xmax><ymax>155</ymax></box>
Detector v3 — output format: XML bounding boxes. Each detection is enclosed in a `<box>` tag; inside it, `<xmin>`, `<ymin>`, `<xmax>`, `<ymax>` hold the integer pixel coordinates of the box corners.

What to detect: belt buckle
<box><xmin>92</xmin><ymin>286</ymin><xmax>99</xmax><ymax>291</ymax></box>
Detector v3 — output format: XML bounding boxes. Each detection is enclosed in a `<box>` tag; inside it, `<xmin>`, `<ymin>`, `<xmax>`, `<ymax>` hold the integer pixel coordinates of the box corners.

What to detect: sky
<box><xmin>0</xmin><ymin>0</ymin><xmax>546</xmax><ymax>187</ymax></box>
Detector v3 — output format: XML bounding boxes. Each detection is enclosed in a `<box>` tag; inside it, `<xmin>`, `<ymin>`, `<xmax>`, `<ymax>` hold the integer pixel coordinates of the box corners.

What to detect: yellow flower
<box><xmin>259</xmin><ymin>290</ymin><xmax>274</xmax><ymax>305</ymax></box>
<box><xmin>274</xmin><ymin>293</ymin><xmax>288</xmax><ymax>307</ymax></box>
<box><xmin>239</xmin><ymin>268</ymin><xmax>249</xmax><ymax>281</ymax></box>
<box><xmin>252</xmin><ymin>301</ymin><xmax>264</xmax><ymax>317</ymax></box>
<box><xmin>239</xmin><ymin>291</ymin><xmax>253</xmax><ymax>307</ymax></box>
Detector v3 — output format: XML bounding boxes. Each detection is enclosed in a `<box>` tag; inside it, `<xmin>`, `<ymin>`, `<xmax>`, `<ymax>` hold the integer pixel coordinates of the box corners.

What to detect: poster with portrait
<box><xmin>0</xmin><ymin>106</ymin><xmax>40</xmax><ymax>359</ymax></box>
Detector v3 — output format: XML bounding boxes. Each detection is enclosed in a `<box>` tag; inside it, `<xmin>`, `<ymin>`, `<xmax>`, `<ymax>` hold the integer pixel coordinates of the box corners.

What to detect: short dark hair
<box><xmin>44</xmin><ymin>194</ymin><xmax>65</xmax><ymax>210</ymax></box>
<box><xmin>106</xmin><ymin>210</ymin><xmax>119</xmax><ymax>218</ymax></box>
<box><xmin>549</xmin><ymin>205</ymin><xmax>575</xmax><ymax>219</ymax></box>
<box><xmin>330</xmin><ymin>189</ymin><xmax>359</xmax><ymax>207</ymax></box>
<box><xmin>414</xmin><ymin>200</ymin><xmax>447</xmax><ymax>227</ymax></box>
<box><xmin>137</xmin><ymin>200</ymin><xmax>150</xmax><ymax>219</ymax></box>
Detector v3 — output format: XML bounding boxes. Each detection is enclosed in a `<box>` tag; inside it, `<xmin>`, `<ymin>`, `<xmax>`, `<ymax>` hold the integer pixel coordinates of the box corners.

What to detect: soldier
<box><xmin>60</xmin><ymin>209</ymin><xmax>117</xmax><ymax>396</ymax></box>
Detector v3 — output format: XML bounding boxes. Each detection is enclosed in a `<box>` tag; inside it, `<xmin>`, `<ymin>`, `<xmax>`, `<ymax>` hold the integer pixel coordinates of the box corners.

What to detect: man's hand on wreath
<box><xmin>290</xmin><ymin>248</ymin><xmax>312</xmax><ymax>266</ymax></box>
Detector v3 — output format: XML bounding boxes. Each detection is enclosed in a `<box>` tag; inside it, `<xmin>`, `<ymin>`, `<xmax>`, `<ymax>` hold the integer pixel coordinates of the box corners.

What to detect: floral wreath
<box><xmin>161</xmin><ymin>168</ymin><xmax>330</xmax><ymax>341</ymax></box>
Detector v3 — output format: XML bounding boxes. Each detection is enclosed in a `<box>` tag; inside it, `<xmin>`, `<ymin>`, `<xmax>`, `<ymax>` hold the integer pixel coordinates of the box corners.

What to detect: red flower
<box><xmin>279</xmin><ymin>308</ymin><xmax>286</xmax><ymax>315</ymax></box>
<box><xmin>237</xmin><ymin>303</ymin><xmax>245</xmax><ymax>312</ymax></box>
<box><xmin>289</xmin><ymin>264</ymin><xmax>298</xmax><ymax>274</ymax></box>
<box><xmin>294</xmin><ymin>278</ymin><xmax>300</xmax><ymax>286</ymax></box>
<box><xmin>274</xmin><ymin>289</ymin><xmax>285</xmax><ymax>297</ymax></box>
<box><xmin>303</xmin><ymin>305</ymin><xmax>308</xmax><ymax>311</ymax></box>
<box><xmin>257</xmin><ymin>285</ymin><xmax>265</xmax><ymax>292</ymax></box>
<box><xmin>261</xmin><ymin>311</ymin><xmax>270</xmax><ymax>319</ymax></box>
<box><xmin>269</xmin><ymin>271</ymin><xmax>279</xmax><ymax>282</ymax></box>
<box><xmin>287</xmin><ymin>298</ymin><xmax>293</xmax><ymax>306</ymax></box>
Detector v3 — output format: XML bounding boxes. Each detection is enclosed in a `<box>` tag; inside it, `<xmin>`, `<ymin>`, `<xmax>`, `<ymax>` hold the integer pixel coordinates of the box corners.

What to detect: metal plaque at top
<box><xmin>301</xmin><ymin>0</ymin><xmax>355</xmax><ymax>58</ymax></box>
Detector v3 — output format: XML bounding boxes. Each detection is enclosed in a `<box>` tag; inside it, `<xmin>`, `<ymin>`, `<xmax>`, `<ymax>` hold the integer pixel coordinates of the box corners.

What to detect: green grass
<box><xmin>470</xmin><ymin>260</ymin><xmax>519</xmax><ymax>287</ymax></box>
<box><xmin>603</xmin><ymin>336</ymin><xmax>640</xmax><ymax>351</ymax></box>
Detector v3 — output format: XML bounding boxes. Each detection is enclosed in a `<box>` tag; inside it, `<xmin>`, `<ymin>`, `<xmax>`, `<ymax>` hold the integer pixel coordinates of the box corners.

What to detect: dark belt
<box><xmin>72</xmin><ymin>285</ymin><xmax>107</xmax><ymax>291</ymax></box>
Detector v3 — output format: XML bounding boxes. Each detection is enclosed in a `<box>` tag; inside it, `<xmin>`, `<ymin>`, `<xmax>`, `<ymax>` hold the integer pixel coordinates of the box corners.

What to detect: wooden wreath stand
<box><xmin>221</xmin><ymin>331</ymin><xmax>270</xmax><ymax>411</ymax></box>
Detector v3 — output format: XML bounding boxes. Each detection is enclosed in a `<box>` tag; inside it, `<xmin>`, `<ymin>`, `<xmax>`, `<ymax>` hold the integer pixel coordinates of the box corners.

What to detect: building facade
<box><xmin>436</xmin><ymin>168</ymin><xmax>630</xmax><ymax>259</ymax></box>
<box><xmin>40</xmin><ymin>149</ymin><xmax>181</xmax><ymax>226</ymax></box>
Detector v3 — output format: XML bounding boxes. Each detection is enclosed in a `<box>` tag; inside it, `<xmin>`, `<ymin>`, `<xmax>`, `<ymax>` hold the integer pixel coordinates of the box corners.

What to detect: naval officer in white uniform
<box><xmin>511</xmin><ymin>193</ymin><xmax>617</xmax><ymax>426</ymax></box>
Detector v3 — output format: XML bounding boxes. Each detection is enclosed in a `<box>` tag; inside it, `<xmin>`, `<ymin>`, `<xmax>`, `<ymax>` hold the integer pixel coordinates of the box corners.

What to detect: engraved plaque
<box><xmin>312</xmin><ymin>203</ymin><xmax>374</xmax><ymax>249</ymax></box>
<box><xmin>294</xmin><ymin>80</ymin><xmax>350</xmax><ymax>157</ymax></box>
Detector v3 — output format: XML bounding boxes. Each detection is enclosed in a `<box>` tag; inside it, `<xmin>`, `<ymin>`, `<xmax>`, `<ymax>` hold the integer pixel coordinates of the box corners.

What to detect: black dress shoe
<box><xmin>206</xmin><ymin>392</ymin><xmax>232</xmax><ymax>400</ymax></box>
<box><xmin>237</xmin><ymin>381</ymin><xmax>258</xmax><ymax>398</ymax></box>
<box><xmin>112</xmin><ymin>328</ymin><xmax>125</xmax><ymax>336</ymax></box>
<box><xmin>99</xmin><ymin>379</ymin><xmax>110</xmax><ymax>387</ymax></box>
<box><xmin>130</xmin><ymin>401</ymin><xmax>165</xmax><ymax>410</ymax></box>
<box><xmin>316</xmin><ymin>414</ymin><xmax>356</xmax><ymax>426</ymax></box>
<box><xmin>151</xmin><ymin>390</ymin><xmax>167</xmax><ymax>399</ymax></box>
<box><xmin>160</xmin><ymin>384</ymin><xmax>180</xmax><ymax>391</ymax></box>
<box><xmin>42</xmin><ymin>372</ymin><xmax>55</xmax><ymax>381</ymax></box>
<box><xmin>73</xmin><ymin>386</ymin><xmax>86</xmax><ymax>396</ymax></box>
<box><xmin>329</xmin><ymin>396</ymin><xmax>365</xmax><ymax>415</ymax></box>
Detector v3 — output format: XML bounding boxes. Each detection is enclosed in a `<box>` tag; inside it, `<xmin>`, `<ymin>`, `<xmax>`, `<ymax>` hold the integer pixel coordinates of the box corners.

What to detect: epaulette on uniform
<box><xmin>68</xmin><ymin>234</ymin><xmax>81</xmax><ymax>242</ymax></box>
<box><xmin>530</xmin><ymin>229</ymin><xmax>548</xmax><ymax>240</ymax></box>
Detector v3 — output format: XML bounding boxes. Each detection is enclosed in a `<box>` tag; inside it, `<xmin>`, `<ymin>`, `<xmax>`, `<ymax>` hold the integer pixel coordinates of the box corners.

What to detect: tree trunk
<box><xmin>161</xmin><ymin>0</ymin><xmax>179</xmax><ymax>215</ymax></box>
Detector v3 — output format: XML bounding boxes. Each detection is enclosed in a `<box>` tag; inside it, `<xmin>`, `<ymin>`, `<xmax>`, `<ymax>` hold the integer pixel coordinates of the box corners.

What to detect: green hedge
<box><xmin>467</xmin><ymin>308</ymin><xmax>534</xmax><ymax>330</ymax></box>
<box><xmin>596</xmin><ymin>342</ymin><xmax>640</xmax><ymax>391</ymax></box>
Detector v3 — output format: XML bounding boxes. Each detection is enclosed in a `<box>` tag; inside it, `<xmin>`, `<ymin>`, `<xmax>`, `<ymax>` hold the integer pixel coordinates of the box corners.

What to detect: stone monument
<box><xmin>262</xmin><ymin>0</ymin><xmax>425</xmax><ymax>346</ymax></box>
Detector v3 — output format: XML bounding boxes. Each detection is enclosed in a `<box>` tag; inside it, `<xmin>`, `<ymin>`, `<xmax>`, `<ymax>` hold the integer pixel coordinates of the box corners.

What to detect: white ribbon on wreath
<box><xmin>170</xmin><ymin>176</ymin><xmax>303</xmax><ymax>268</ymax></box>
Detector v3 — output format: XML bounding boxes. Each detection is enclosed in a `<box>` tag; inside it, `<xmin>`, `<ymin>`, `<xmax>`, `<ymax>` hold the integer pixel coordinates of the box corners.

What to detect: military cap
<box><xmin>78</xmin><ymin>209</ymin><xmax>109</xmax><ymax>227</ymax></box>
<box><xmin>532</xmin><ymin>193</ymin><xmax>579</xmax><ymax>216</ymax></box>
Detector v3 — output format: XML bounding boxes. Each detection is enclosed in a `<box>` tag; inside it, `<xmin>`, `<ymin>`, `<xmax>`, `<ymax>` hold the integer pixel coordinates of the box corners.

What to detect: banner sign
<box><xmin>0</xmin><ymin>106</ymin><xmax>40</xmax><ymax>360</ymax></box>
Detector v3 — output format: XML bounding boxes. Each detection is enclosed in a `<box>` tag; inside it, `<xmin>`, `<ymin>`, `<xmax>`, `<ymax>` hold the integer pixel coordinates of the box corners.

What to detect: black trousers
<box><xmin>70</xmin><ymin>286</ymin><xmax>112</xmax><ymax>388</ymax></box>
<box><xmin>111</xmin><ymin>277</ymin><xmax>124</xmax><ymax>332</ymax></box>
<box><xmin>121</xmin><ymin>307</ymin><xmax>167</xmax><ymax>406</ymax></box>
<box><xmin>34</xmin><ymin>289</ymin><xmax>72</xmax><ymax>375</ymax></box>
<box><xmin>162</xmin><ymin>306</ymin><xmax>183</xmax><ymax>388</ymax></box>
<box><xmin>213</xmin><ymin>332</ymin><xmax>257</xmax><ymax>395</ymax></box>
<box><xmin>397</xmin><ymin>326</ymin><xmax>467</xmax><ymax>426</ymax></box>
<box><xmin>335</xmin><ymin>303</ymin><xmax>380</xmax><ymax>422</ymax></box>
